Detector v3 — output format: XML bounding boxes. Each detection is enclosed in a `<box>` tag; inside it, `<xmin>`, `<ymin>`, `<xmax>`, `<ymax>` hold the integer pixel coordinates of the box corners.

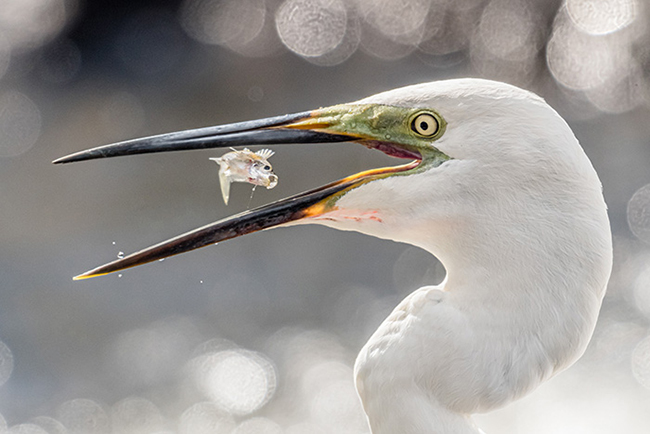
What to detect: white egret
<box><xmin>54</xmin><ymin>79</ymin><xmax>613</xmax><ymax>434</ymax></box>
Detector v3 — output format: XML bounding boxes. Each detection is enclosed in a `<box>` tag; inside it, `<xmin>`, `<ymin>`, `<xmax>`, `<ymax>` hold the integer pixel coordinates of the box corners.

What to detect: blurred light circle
<box><xmin>7</xmin><ymin>424</ymin><xmax>48</xmax><ymax>434</ymax></box>
<box><xmin>179</xmin><ymin>402</ymin><xmax>235</xmax><ymax>434</ymax></box>
<box><xmin>0</xmin><ymin>91</ymin><xmax>41</xmax><ymax>158</ymax></box>
<box><xmin>469</xmin><ymin>47</ymin><xmax>537</xmax><ymax>88</ymax></box>
<box><xmin>0</xmin><ymin>341</ymin><xmax>13</xmax><ymax>387</ymax></box>
<box><xmin>309</xmin><ymin>379</ymin><xmax>367</xmax><ymax>429</ymax></box>
<box><xmin>543</xmin><ymin>84</ymin><xmax>602</xmax><ymax>122</ymax></box>
<box><xmin>37</xmin><ymin>39</ymin><xmax>81</xmax><ymax>84</ymax></box>
<box><xmin>191</xmin><ymin>349</ymin><xmax>276</xmax><ymax>415</ymax></box>
<box><xmin>566</xmin><ymin>0</ymin><xmax>638</xmax><ymax>35</ymax></box>
<box><xmin>226</xmin><ymin>12</ymin><xmax>285</xmax><ymax>57</ymax></box>
<box><xmin>304</xmin><ymin>12</ymin><xmax>360</xmax><ymax>66</ymax></box>
<box><xmin>546</xmin><ymin>15</ymin><xmax>628</xmax><ymax>90</ymax></box>
<box><xmin>627</xmin><ymin>184</ymin><xmax>650</xmax><ymax>244</ymax></box>
<box><xmin>476</xmin><ymin>0</ymin><xmax>540</xmax><ymax>62</ymax></box>
<box><xmin>359</xmin><ymin>21</ymin><xmax>416</xmax><ymax>60</ymax></box>
<box><xmin>111</xmin><ymin>397</ymin><xmax>166</xmax><ymax>434</ymax></box>
<box><xmin>633</xmin><ymin>265</ymin><xmax>650</xmax><ymax>318</ymax></box>
<box><xmin>588</xmin><ymin>319</ymin><xmax>647</xmax><ymax>365</ymax></box>
<box><xmin>586</xmin><ymin>62</ymin><xmax>647</xmax><ymax>114</ymax></box>
<box><xmin>191</xmin><ymin>337</ymin><xmax>238</xmax><ymax>357</ymax></box>
<box><xmin>277</xmin><ymin>329</ymin><xmax>347</xmax><ymax>374</ymax></box>
<box><xmin>57</xmin><ymin>399</ymin><xmax>109</xmax><ymax>434</ymax></box>
<box><xmin>301</xmin><ymin>361</ymin><xmax>351</xmax><ymax>395</ymax></box>
<box><xmin>356</xmin><ymin>0</ymin><xmax>431</xmax><ymax>39</ymax></box>
<box><xmin>0</xmin><ymin>0</ymin><xmax>69</xmax><ymax>53</ymax></box>
<box><xmin>631</xmin><ymin>335</ymin><xmax>650</xmax><ymax>389</ymax></box>
<box><xmin>233</xmin><ymin>418</ymin><xmax>283</xmax><ymax>434</ymax></box>
<box><xmin>110</xmin><ymin>318</ymin><xmax>198</xmax><ymax>387</ymax></box>
<box><xmin>180</xmin><ymin>0</ymin><xmax>266</xmax><ymax>50</ymax></box>
<box><xmin>276</xmin><ymin>0</ymin><xmax>348</xmax><ymax>57</ymax></box>
<box><xmin>30</xmin><ymin>417</ymin><xmax>67</xmax><ymax>434</ymax></box>
<box><xmin>417</xmin><ymin>1</ymin><xmax>475</xmax><ymax>57</ymax></box>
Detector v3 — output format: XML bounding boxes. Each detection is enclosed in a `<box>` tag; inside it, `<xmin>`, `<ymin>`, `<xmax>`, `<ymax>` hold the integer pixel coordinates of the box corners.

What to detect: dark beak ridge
<box><xmin>53</xmin><ymin>111</ymin><xmax>353</xmax><ymax>164</ymax></box>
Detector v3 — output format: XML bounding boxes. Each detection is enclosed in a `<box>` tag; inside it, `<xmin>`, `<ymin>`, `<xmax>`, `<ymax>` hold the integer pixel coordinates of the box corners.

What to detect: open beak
<box><xmin>55</xmin><ymin>106</ymin><xmax>422</xmax><ymax>279</ymax></box>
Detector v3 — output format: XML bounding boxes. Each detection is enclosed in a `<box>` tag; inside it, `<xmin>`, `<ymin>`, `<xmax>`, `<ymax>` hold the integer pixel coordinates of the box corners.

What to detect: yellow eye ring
<box><xmin>410</xmin><ymin>112</ymin><xmax>440</xmax><ymax>137</ymax></box>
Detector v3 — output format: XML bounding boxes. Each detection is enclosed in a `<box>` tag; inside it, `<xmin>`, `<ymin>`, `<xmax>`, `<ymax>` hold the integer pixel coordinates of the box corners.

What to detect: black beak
<box><xmin>53</xmin><ymin>111</ymin><xmax>352</xmax><ymax>164</ymax></box>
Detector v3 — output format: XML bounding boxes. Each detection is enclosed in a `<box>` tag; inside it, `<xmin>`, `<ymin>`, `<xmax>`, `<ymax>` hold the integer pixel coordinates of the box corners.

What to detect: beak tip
<box><xmin>73</xmin><ymin>271</ymin><xmax>101</xmax><ymax>280</ymax></box>
<box><xmin>53</xmin><ymin>154</ymin><xmax>80</xmax><ymax>165</ymax></box>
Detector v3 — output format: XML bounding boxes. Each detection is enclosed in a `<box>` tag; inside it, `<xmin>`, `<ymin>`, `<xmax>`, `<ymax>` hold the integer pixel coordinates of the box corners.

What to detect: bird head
<box><xmin>54</xmin><ymin>79</ymin><xmax>608</xmax><ymax>280</ymax></box>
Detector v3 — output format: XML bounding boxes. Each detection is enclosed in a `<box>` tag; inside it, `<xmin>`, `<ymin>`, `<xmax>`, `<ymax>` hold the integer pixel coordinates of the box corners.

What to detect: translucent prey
<box><xmin>210</xmin><ymin>148</ymin><xmax>278</xmax><ymax>205</ymax></box>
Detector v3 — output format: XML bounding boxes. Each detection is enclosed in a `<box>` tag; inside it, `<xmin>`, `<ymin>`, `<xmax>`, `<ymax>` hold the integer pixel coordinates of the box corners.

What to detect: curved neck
<box><xmin>420</xmin><ymin>209</ymin><xmax>610</xmax><ymax>373</ymax></box>
<box><xmin>353</xmin><ymin>194</ymin><xmax>611</xmax><ymax>434</ymax></box>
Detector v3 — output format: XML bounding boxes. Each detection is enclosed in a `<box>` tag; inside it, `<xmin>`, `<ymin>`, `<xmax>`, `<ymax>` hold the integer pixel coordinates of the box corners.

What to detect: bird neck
<box><xmin>420</xmin><ymin>204</ymin><xmax>611</xmax><ymax>375</ymax></box>
<box><xmin>353</xmin><ymin>186</ymin><xmax>611</xmax><ymax>434</ymax></box>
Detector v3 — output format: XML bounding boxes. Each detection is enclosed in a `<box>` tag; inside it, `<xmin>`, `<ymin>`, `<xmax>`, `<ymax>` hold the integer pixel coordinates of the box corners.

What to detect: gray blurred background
<box><xmin>0</xmin><ymin>0</ymin><xmax>649</xmax><ymax>432</ymax></box>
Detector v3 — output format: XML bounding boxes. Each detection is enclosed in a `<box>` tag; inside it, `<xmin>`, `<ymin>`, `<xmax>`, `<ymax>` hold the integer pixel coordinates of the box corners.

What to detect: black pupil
<box><xmin>420</xmin><ymin>121</ymin><xmax>429</xmax><ymax>131</ymax></box>
<box><xmin>264</xmin><ymin>165</ymin><xmax>270</xmax><ymax>170</ymax></box>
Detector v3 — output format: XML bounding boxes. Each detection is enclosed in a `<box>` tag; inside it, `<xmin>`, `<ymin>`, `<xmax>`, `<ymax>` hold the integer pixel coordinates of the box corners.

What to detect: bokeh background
<box><xmin>1</xmin><ymin>0</ymin><xmax>649</xmax><ymax>432</ymax></box>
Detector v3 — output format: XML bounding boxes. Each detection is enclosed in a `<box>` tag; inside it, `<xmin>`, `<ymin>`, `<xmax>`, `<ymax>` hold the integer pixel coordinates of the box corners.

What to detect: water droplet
<box><xmin>247</xmin><ymin>185</ymin><xmax>257</xmax><ymax>209</ymax></box>
<box><xmin>200</xmin><ymin>280</ymin><xmax>204</xmax><ymax>284</ymax></box>
<box><xmin>158</xmin><ymin>258</ymin><xmax>165</xmax><ymax>262</ymax></box>
<box><xmin>385</xmin><ymin>134</ymin><xmax>391</xmax><ymax>140</ymax></box>
<box><xmin>118</xmin><ymin>274</ymin><xmax>123</xmax><ymax>278</ymax></box>
<box><xmin>117</xmin><ymin>251</ymin><xmax>125</xmax><ymax>259</ymax></box>
<box><xmin>112</xmin><ymin>241</ymin><xmax>116</xmax><ymax>245</ymax></box>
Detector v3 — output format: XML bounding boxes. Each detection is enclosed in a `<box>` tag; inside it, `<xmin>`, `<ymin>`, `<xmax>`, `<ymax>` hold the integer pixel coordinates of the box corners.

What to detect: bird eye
<box><xmin>410</xmin><ymin>112</ymin><xmax>439</xmax><ymax>137</ymax></box>
<box><xmin>264</xmin><ymin>165</ymin><xmax>271</xmax><ymax>171</ymax></box>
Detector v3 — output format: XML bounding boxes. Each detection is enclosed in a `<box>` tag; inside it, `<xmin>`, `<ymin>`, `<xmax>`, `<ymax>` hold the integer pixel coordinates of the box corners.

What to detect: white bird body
<box><xmin>303</xmin><ymin>80</ymin><xmax>612</xmax><ymax>433</ymax></box>
<box><xmin>58</xmin><ymin>79</ymin><xmax>613</xmax><ymax>434</ymax></box>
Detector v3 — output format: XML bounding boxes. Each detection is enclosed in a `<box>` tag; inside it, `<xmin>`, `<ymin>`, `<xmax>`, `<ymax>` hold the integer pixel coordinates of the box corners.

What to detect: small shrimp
<box><xmin>210</xmin><ymin>148</ymin><xmax>278</xmax><ymax>205</ymax></box>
